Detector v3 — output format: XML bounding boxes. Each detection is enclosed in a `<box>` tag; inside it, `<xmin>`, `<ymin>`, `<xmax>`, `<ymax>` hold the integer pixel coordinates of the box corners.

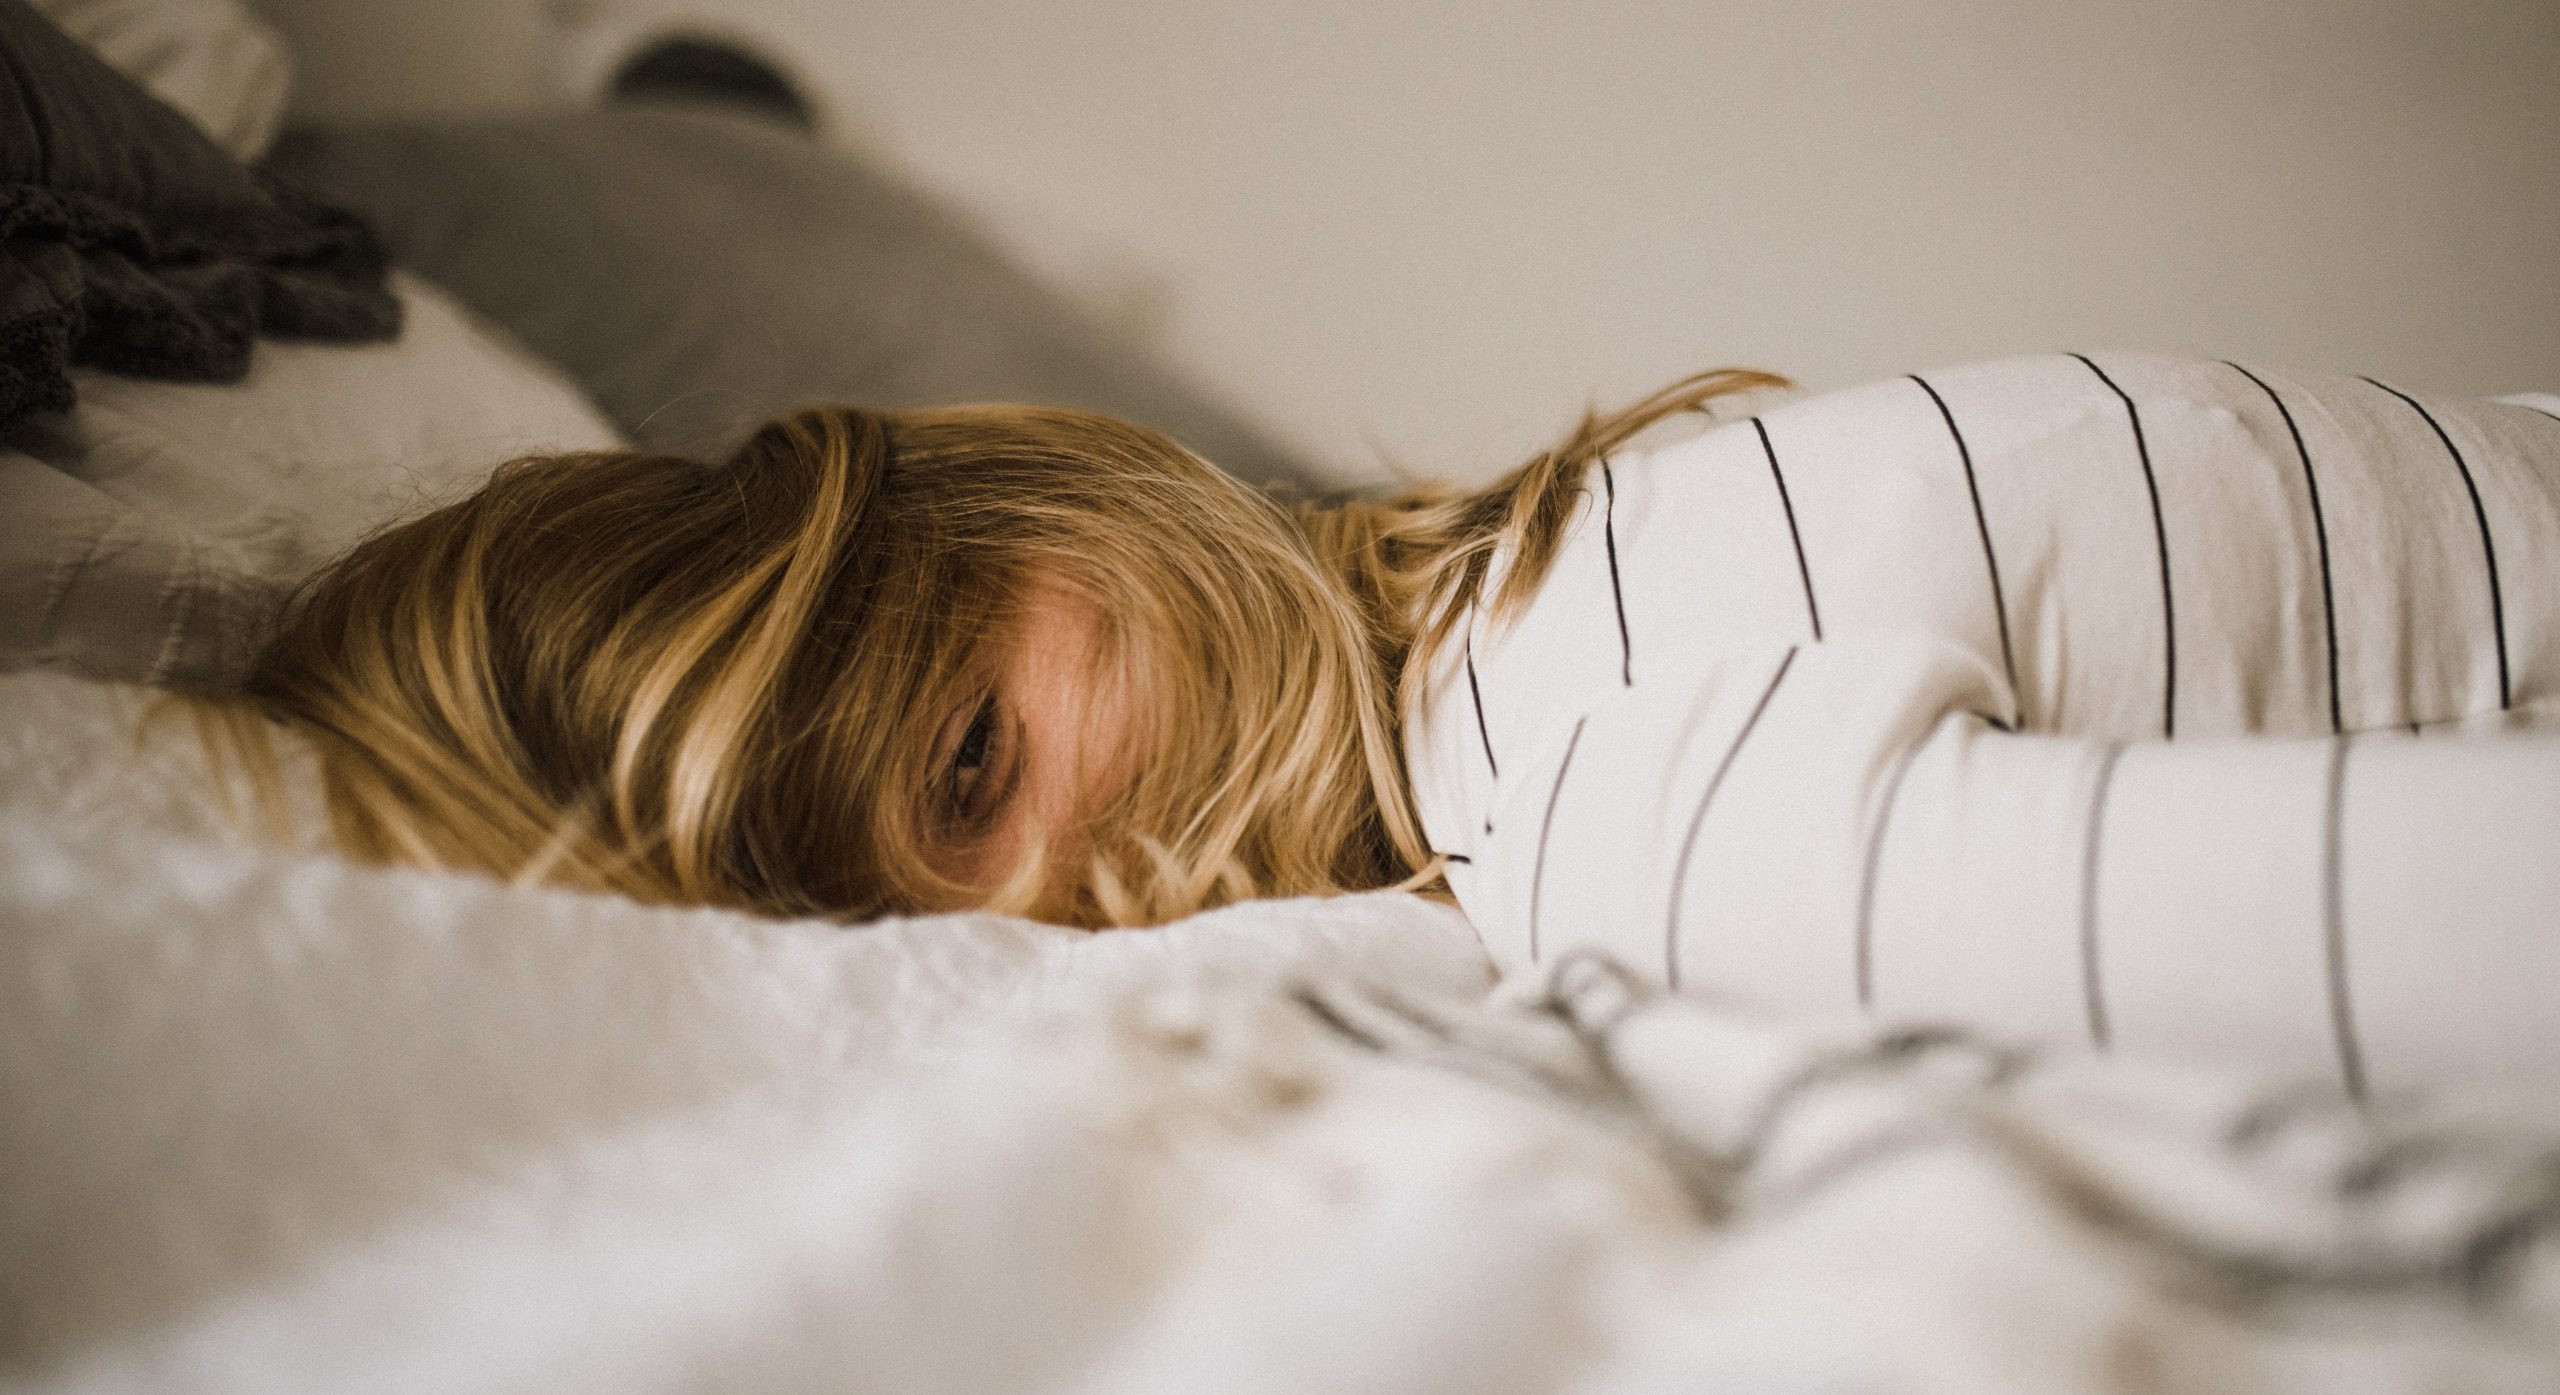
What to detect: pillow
<box><xmin>264</xmin><ymin>104</ymin><xmax>1319</xmax><ymax>489</ymax></box>
<box><xmin>0</xmin><ymin>0</ymin><xmax>396</xmax><ymax>424</ymax></box>
<box><xmin>0</xmin><ymin>271</ymin><xmax>622</xmax><ymax>686</ymax></box>
<box><xmin>27</xmin><ymin>0</ymin><xmax>290</xmax><ymax>160</ymax></box>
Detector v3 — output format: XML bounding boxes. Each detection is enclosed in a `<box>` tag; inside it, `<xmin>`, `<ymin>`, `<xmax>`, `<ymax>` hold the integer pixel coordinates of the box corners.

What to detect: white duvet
<box><xmin>5</xmin><ymin>671</ymin><xmax>2557</xmax><ymax>1393</ymax></box>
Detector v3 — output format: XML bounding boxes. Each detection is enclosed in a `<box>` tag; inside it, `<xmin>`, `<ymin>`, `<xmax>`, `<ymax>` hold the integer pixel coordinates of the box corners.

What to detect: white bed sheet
<box><xmin>4</xmin><ymin>673</ymin><xmax>2556</xmax><ymax>1393</ymax></box>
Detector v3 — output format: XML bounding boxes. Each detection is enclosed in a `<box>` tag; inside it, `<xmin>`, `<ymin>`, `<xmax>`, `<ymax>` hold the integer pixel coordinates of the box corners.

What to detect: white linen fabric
<box><xmin>0</xmin><ymin>272</ymin><xmax>622</xmax><ymax>687</ymax></box>
<box><xmin>0</xmin><ymin>670</ymin><xmax>1496</xmax><ymax>1385</ymax></box>
<box><xmin>7</xmin><ymin>669</ymin><xmax>2557</xmax><ymax>1394</ymax></box>
<box><xmin>1406</xmin><ymin>354</ymin><xmax>2560</xmax><ymax>1094</ymax></box>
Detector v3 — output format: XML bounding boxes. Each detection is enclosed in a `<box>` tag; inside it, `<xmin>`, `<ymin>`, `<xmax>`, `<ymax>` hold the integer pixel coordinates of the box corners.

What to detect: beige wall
<box><xmin>254</xmin><ymin>0</ymin><xmax>2560</xmax><ymax>486</ymax></box>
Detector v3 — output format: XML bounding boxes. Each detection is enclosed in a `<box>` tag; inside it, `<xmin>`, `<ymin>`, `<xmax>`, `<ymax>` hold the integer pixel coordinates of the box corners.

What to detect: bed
<box><xmin>5</xmin><ymin>5</ymin><xmax>2557</xmax><ymax>1390</ymax></box>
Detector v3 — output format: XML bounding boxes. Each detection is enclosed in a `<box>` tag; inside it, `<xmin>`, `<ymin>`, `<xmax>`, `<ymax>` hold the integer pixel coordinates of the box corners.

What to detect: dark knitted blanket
<box><xmin>0</xmin><ymin>0</ymin><xmax>398</xmax><ymax>426</ymax></box>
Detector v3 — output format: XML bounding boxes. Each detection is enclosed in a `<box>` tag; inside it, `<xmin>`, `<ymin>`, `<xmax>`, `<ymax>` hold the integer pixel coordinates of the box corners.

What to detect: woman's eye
<box><xmin>949</xmin><ymin>699</ymin><xmax>998</xmax><ymax>810</ymax></box>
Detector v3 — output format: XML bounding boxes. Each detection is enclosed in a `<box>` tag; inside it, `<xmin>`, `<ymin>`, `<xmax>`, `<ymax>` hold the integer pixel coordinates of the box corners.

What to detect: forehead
<box><xmin>998</xmin><ymin>577</ymin><xmax>1141</xmax><ymax>772</ymax></box>
<box><xmin>1003</xmin><ymin>578</ymin><xmax>1107</xmax><ymax>681</ymax></box>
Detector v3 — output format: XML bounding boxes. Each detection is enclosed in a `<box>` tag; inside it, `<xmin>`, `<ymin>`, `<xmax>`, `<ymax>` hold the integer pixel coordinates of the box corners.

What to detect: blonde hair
<box><xmin>198</xmin><ymin>370</ymin><xmax>1784</xmax><ymax>928</ymax></box>
<box><xmin>1294</xmin><ymin>368</ymin><xmax>1790</xmax><ymax>728</ymax></box>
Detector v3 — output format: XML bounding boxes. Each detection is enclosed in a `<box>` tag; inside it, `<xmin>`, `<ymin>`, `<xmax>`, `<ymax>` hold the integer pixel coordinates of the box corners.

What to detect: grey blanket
<box><xmin>0</xmin><ymin>0</ymin><xmax>397</xmax><ymax>425</ymax></box>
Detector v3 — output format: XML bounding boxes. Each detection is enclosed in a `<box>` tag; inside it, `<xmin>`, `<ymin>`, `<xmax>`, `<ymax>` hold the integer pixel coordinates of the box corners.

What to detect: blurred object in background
<box><xmin>548</xmin><ymin>2</ymin><xmax>824</xmax><ymax>130</ymax></box>
<box><xmin>601</xmin><ymin>33</ymin><xmax>815</xmax><ymax>130</ymax></box>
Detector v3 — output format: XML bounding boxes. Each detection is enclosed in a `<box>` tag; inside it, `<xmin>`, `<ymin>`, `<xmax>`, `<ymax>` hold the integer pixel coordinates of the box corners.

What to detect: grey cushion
<box><xmin>264</xmin><ymin>104</ymin><xmax>1314</xmax><ymax>488</ymax></box>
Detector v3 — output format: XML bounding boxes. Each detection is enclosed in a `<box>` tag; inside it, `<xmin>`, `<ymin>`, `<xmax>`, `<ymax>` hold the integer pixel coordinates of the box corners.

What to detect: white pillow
<box><xmin>0</xmin><ymin>273</ymin><xmax>624</xmax><ymax>687</ymax></box>
<box><xmin>27</xmin><ymin>0</ymin><xmax>291</xmax><ymax>160</ymax></box>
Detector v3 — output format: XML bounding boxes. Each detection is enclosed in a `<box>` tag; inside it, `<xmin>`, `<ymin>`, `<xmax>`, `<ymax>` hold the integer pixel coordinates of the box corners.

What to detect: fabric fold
<box><xmin>0</xmin><ymin>0</ymin><xmax>397</xmax><ymax>426</ymax></box>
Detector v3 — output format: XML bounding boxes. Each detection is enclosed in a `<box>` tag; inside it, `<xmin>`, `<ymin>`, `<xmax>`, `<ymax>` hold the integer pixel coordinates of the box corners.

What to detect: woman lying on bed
<box><xmin>198</xmin><ymin>367</ymin><xmax>1780</xmax><ymax>928</ymax></box>
<box><xmin>196</xmin><ymin>355</ymin><xmax>2560</xmax><ymax>1083</ymax></box>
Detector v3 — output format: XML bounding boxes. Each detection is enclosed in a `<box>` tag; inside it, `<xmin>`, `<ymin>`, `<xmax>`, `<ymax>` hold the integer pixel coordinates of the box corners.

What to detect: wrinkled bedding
<box><xmin>0</xmin><ymin>273</ymin><xmax>619</xmax><ymax>687</ymax></box>
<box><xmin>4</xmin><ymin>672</ymin><xmax>2556</xmax><ymax>1393</ymax></box>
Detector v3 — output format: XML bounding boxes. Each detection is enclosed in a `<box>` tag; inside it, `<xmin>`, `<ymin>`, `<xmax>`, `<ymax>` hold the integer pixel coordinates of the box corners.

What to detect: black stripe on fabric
<box><xmin>1909</xmin><ymin>374</ymin><xmax>2019</xmax><ymax>721</ymax></box>
<box><xmin>1854</xmin><ymin>734</ymin><xmax>1930</xmax><ymax>1011</ymax></box>
<box><xmin>1464</xmin><ymin>634</ymin><xmax>1495</xmax><ymax>839</ymax></box>
<box><xmin>1436</xmin><ymin>852</ymin><xmax>1473</xmax><ymax>865</ymax></box>
<box><xmin>2071</xmin><ymin>354</ymin><xmax>2177</xmax><ymax>739</ymax></box>
<box><xmin>1602</xmin><ymin>463</ymin><xmax>1633</xmax><ymax>686</ymax></box>
<box><xmin>1663</xmin><ymin>647</ymin><xmax>1798</xmax><ymax>989</ymax></box>
<box><xmin>2322</xmin><ymin>737</ymin><xmax>2369</xmax><ymax>1102</ymax></box>
<box><xmin>2362</xmin><ymin>377</ymin><xmax>2511</xmax><ymax>711</ymax></box>
<box><xmin>1291</xmin><ymin>986</ymin><xmax>1387</xmax><ymax>1052</ymax></box>
<box><xmin>1528</xmin><ymin>715</ymin><xmax>1590</xmax><ymax>965</ymax></box>
<box><xmin>2079</xmin><ymin>741</ymin><xmax>2127</xmax><ymax>1051</ymax></box>
<box><xmin>1464</xmin><ymin>637</ymin><xmax>1495</xmax><ymax>834</ymax></box>
<box><xmin>1465</xmin><ymin>637</ymin><xmax>1499</xmax><ymax>779</ymax></box>
<box><xmin>1754</xmin><ymin>418</ymin><xmax>1823</xmax><ymax>642</ymax></box>
<box><xmin>2227</xmin><ymin>363</ymin><xmax>2343</xmax><ymax>734</ymax></box>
